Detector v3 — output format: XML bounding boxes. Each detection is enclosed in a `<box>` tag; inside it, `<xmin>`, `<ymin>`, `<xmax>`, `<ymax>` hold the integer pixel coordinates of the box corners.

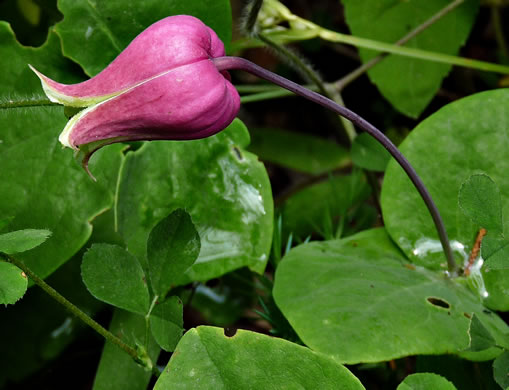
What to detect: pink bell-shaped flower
<box><xmin>30</xmin><ymin>15</ymin><xmax>240</xmax><ymax>159</ymax></box>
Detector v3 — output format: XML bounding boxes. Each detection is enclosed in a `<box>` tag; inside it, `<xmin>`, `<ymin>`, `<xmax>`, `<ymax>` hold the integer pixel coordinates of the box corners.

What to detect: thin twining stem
<box><xmin>335</xmin><ymin>0</ymin><xmax>465</xmax><ymax>91</ymax></box>
<box><xmin>214</xmin><ymin>56</ymin><xmax>457</xmax><ymax>273</ymax></box>
<box><xmin>5</xmin><ymin>254</ymin><xmax>159</xmax><ymax>376</ymax></box>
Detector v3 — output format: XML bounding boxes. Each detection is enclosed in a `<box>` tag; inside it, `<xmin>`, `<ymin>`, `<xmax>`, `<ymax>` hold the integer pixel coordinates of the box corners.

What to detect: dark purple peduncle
<box><xmin>213</xmin><ymin>55</ymin><xmax>457</xmax><ymax>274</ymax></box>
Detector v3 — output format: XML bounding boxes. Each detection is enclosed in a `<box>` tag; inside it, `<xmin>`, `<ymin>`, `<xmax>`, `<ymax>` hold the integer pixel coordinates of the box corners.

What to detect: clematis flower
<box><xmin>30</xmin><ymin>15</ymin><xmax>240</xmax><ymax>168</ymax></box>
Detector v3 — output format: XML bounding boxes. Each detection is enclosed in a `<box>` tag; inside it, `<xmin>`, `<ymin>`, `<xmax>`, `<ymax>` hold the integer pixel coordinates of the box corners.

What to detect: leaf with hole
<box><xmin>273</xmin><ymin>229</ymin><xmax>509</xmax><ymax>364</ymax></box>
<box><xmin>150</xmin><ymin>296</ymin><xmax>184</xmax><ymax>352</ymax></box>
<box><xmin>154</xmin><ymin>326</ymin><xmax>365</xmax><ymax>389</ymax></box>
<box><xmin>0</xmin><ymin>229</ymin><xmax>51</xmax><ymax>254</ymax></box>
<box><xmin>147</xmin><ymin>209</ymin><xmax>200</xmax><ymax>298</ymax></box>
<box><xmin>81</xmin><ymin>244</ymin><xmax>150</xmax><ymax>315</ymax></box>
<box><xmin>0</xmin><ymin>261</ymin><xmax>28</xmax><ymax>305</ymax></box>
<box><xmin>381</xmin><ymin>89</ymin><xmax>509</xmax><ymax>310</ymax></box>
<box><xmin>397</xmin><ymin>373</ymin><xmax>457</xmax><ymax>390</ymax></box>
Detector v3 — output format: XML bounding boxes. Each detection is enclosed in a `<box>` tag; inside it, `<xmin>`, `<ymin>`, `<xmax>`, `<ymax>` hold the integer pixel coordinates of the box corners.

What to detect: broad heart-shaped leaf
<box><xmin>381</xmin><ymin>89</ymin><xmax>509</xmax><ymax>310</ymax></box>
<box><xmin>0</xmin><ymin>229</ymin><xmax>51</xmax><ymax>254</ymax></box>
<box><xmin>0</xmin><ymin>23</ymin><xmax>124</xmax><ymax>280</ymax></box>
<box><xmin>397</xmin><ymin>373</ymin><xmax>457</xmax><ymax>390</ymax></box>
<box><xmin>54</xmin><ymin>0</ymin><xmax>232</xmax><ymax>76</ymax></box>
<box><xmin>154</xmin><ymin>326</ymin><xmax>365</xmax><ymax>390</ymax></box>
<box><xmin>351</xmin><ymin>132</ymin><xmax>391</xmax><ymax>172</ymax></box>
<box><xmin>493</xmin><ymin>351</ymin><xmax>509</xmax><ymax>390</ymax></box>
<box><xmin>92</xmin><ymin>309</ymin><xmax>160</xmax><ymax>390</ymax></box>
<box><xmin>150</xmin><ymin>295</ymin><xmax>184</xmax><ymax>352</ymax></box>
<box><xmin>81</xmin><ymin>244</ymin><xmax>150</xmax><ymax>315</ymax></box>
<box><xmin>0</xmin><ymin>261</ymin><xmax>28</xmax><ymax>305</ymax></box>
<box><xmin>273</xmin><ymin>229</ymin><xmax>509</xmax><ymax>364</ymax></box>
<box><xmin>147</xmin><ymin>209</ymin><xmax>200</xmax><ymax>298</ymax></box>
<box><xmin>116</xmin><ymin>119</ymin><xmax>273</xmax><ymax>285</ymax></box>
<box><xmin>459</xmin><ymin>174</ymin><xmax>503</xmax><ymax>233</ymax></box>
<box><xmin>0</xmin><ymin>22</ymin><xmax>83</xmax><ymax>96</ymax></box>
<box><xmin>248</xmin><ymin>127</ymin><xmax>350</xmax><ymax>175</ymax></box>
<box><xmin>341</xmin><ymin>0</ymin><xmax>478</xmax><ymax>118</ymax></box>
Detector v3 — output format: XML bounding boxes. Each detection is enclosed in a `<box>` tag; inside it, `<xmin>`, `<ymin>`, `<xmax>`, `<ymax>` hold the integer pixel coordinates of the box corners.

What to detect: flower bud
<box><xmin>30</xmin><ymin>15</ymin><xmax>240</xmax><ymax>155</ymax></box>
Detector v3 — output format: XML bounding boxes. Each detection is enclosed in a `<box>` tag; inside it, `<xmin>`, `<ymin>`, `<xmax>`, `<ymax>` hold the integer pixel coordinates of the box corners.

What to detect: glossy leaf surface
<box><xmin>0</xmin><ymin>22</ymin><xmax>124</xmax><ymax>280</ymax></box>
<box><xmin>0</xmin><ymin>229</ymin><xmax>51</xmax><ymax>254</ymax></box>
<box><xmin>381</xmin><ymin>89</ymin><xmax>509</xmax><ymax>310</ymax></box>
<box><xmin>273</xmin><ymin>229</ymin><xmax>509</xmax><ymax>364</ymax></box>
<box><xmin>154</xmin><ymin>326</ymin><xmax>365</xmax><ymax>390</ymax></box>
<box><xmin>55</xmin><ymin>0</ymin><xmax>232</xmax><ymax>76</ymax></box>
<box><xmin>81</xmin><ymin>244</ymin><xmax>150</xmax><ymax>315</ymax></box>
<box><xmin>342</xmin><ymin>0</ymin><xmax>478</xmax><ymax>117</ymax></box>
<box><xmin>147</xmin><ymin>209</ymin><xmax>200</xmax><ymax>298</ymax></box>
<box><xmin>0</xmin><ymin>261</ymin><xmax>28</xmax><ymax>305</ymax></box>
<box><xmin>116</xmin><ymin>119</ymin><xmax>273</xmax><ymax>284</ymax></box>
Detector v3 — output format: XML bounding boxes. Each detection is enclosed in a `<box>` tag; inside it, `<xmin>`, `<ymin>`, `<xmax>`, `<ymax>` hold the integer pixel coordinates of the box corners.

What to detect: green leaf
<box><xmin>0</xmin><ymin>23</ymin><xmax>125</xmax><ymax>280</ymax></box>
<box><xmin>397</xmin><ymin>373</ymin><xmax>457</xmax><ymax>390</ymax></box>
<box><xmin>0</xmin><ymin>22</ymin><xmax>83</xmax><ymax>97</ymax></box>
<box><xmin>92</xmin><ymin>309</ymin><xmax>160</xmax><ymax>390</ymax></box>
<box><xmin>248</xmin><ymin>127</ymin><xmax>350</xmax><ymax>175</ymax></box>
<box><xmin>351</xmin><ymin>133</ymin><xmax>391</xmax><ymax>172</ymax></box>
<box><xmin>0</xmin><ymin>229</ymin><xmax>51</xmax><ymax>254</ymax></box>
<box><xmin>54</xmin><ymin>0</ymin><xmax>232</xmax><ymax>76</ymax></box>
<box><xmin>459</xmin><ymin>174</ymin><xmax>503</xmax><ymax>233</ymax></box>
<box><xmin>280</xmin><ymin>172</ymin><xmax>371</xmax><ymax>241</ymax></box>
<box><xmin>116</xmin><ymin>119</ymin><xmax>273</xmax><ymax>285</ymax></box>
<box><xmin>341</xmin><ymin>0</ymin><xmax>478</xmax><ymax>117</ymax></box>
<box><xmin>482</xmin><ymin>236</ymin><xmax>509</xmax><ymax>271</ymax></box>
<box><xmin>154</xmin><ymin>326</ymin><xmax>365</xmax><ymax>390</ymax></box>
<box><xmin>0</xmin><ymin>261</ymin><xmax>28</xmax><ymax>305</ymax></box>
<box><xmin>81</xmin><ymin>244</ymin><xmax>150</xmax><ymax>315</ymax></box>
<box><xmin>147</xmin><ymin>209</ymin><xmax>200</xmax><ymax>298</ymax></box>
<box><xmin>381</xmin><ymin>89</ymin><xmax>509</xmax><ymax>310</ymax></box>
<box><xmin>150</xmin><ymin>296</ymin><xmax>184</xmax><ymax>352</ymax></box>
<box><xmin>466</xmin><ymin>314</ymin><xmax>497</xmax><ymax>352</ymax></box>
<box><xmin>493</xmin><ymin>351</ymin><xmax>509</xmax><ymax>390</ymax></box>
<box><xmin>273</xmin><ymin>229</ymin><xmax>509</xmax><ymax>364</ymax></box>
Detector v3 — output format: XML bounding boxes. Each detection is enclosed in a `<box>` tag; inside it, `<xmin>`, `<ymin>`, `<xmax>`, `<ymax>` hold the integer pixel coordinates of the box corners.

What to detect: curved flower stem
<box><xmin>5</xmin><ymin>254</ymin><xmax>156</xmax><ymax>372</ymax></box>
<box><xmin>215</xmin><ymin>56</ymin><xmax>457</xmax><ymax>273</ymax></box>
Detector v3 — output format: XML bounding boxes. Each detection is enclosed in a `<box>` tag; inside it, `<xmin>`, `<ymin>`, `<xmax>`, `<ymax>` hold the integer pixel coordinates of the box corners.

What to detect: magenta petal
<box><xmin>36</xmin><ymin>15</ymin><xmax>225</xmax><ymax>103</ymax></box>
<box><xmin>65</xmin><ymin>60</ymin><xmax>240</xmax><ymax>148</ymax></box>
